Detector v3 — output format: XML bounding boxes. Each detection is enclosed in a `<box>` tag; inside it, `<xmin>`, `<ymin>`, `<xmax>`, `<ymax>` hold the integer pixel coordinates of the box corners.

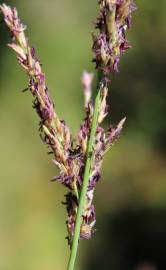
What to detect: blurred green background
<box><xmin>0</xmin><ymin>1</ymin><xmax>166</xmax><ymax>270</ymax></box>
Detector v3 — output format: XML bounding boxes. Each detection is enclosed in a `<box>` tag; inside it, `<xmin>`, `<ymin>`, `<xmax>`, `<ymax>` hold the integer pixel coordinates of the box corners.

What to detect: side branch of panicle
<box><xmin>0</xmin><ymin>3</ymin><xmax>72</xmax><ymax>172</ymax></box>
<box><xmin>92</xmin><ymin>0</ymin><xmax>136</xmax><ymax>79</ymax></box>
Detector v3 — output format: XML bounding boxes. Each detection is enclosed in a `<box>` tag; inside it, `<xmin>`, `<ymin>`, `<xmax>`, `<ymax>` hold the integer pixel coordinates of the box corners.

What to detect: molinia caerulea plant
<box><xmin>0</xmin><ymin>1</ymin><xmax>136</xmax><ymax>269</ymax></box>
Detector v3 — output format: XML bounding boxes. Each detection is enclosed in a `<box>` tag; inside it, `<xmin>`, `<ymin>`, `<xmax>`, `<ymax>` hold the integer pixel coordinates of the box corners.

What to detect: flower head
<box><xmin>0</xmin><ymin>2</ymin><xmax>131</xmax><ymax>247</ymax></box>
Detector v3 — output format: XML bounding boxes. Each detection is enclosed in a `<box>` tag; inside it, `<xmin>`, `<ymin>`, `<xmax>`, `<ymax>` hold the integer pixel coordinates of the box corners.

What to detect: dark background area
<box><xmin>0</xmin><ymin>1</ymin><xmax>166</xmax><ymax>270</ymax></box>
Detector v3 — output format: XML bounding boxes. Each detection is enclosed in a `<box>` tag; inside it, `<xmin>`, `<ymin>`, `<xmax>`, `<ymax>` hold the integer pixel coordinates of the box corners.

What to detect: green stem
<box><xmin>67</xmin><ymin>89</ymin><xmax>101</xmax><ymax>270</ymax></box>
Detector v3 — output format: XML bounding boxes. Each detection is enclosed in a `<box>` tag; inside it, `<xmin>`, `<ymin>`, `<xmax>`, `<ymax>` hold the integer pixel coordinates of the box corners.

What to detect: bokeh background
<box><xmin>0</xmin><ymin>1</ymin><xmax>166</xmax><ymax>270</ymax></box>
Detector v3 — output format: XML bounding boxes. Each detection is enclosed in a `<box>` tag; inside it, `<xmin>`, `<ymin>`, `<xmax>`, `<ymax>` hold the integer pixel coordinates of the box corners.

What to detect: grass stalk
<box><xmin>67</xmin><ymin>88</ymin><xmax>101</xmax><ymax>270</ymax></box>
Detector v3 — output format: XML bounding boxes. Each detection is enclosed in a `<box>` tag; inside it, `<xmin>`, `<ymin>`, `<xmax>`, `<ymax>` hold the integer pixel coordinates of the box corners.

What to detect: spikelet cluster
<box><xmin>92</xmin><ymin>0</ymin><xmax>136</xmax><ymax>79</ymax></box>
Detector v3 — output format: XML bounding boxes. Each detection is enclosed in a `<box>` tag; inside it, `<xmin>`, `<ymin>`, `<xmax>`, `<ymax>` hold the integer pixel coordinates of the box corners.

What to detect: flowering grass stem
<box><xmin>0</xmin><ymin>2</ymin><xmax>137</xmax><ymax>269</ymax></box>
<box><xmin>67</xmin><ymin>89</ymin><xmax>101</xmax><ymax>270</ymax></box>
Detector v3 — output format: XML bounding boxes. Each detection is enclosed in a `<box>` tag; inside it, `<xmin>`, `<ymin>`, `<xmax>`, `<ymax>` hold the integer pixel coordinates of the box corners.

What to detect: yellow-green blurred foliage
<box><xmin>0</xmin><ymin>1</ymin><xmax>166</xmax><ymax>270</ymax></box>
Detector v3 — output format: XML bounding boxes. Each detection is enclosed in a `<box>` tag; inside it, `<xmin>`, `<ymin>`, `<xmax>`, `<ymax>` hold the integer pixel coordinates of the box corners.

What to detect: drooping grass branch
<box><xmin>0</xmin><ymin>1</ymin><xmax>136</xmax><ymax>270</ymax></box>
